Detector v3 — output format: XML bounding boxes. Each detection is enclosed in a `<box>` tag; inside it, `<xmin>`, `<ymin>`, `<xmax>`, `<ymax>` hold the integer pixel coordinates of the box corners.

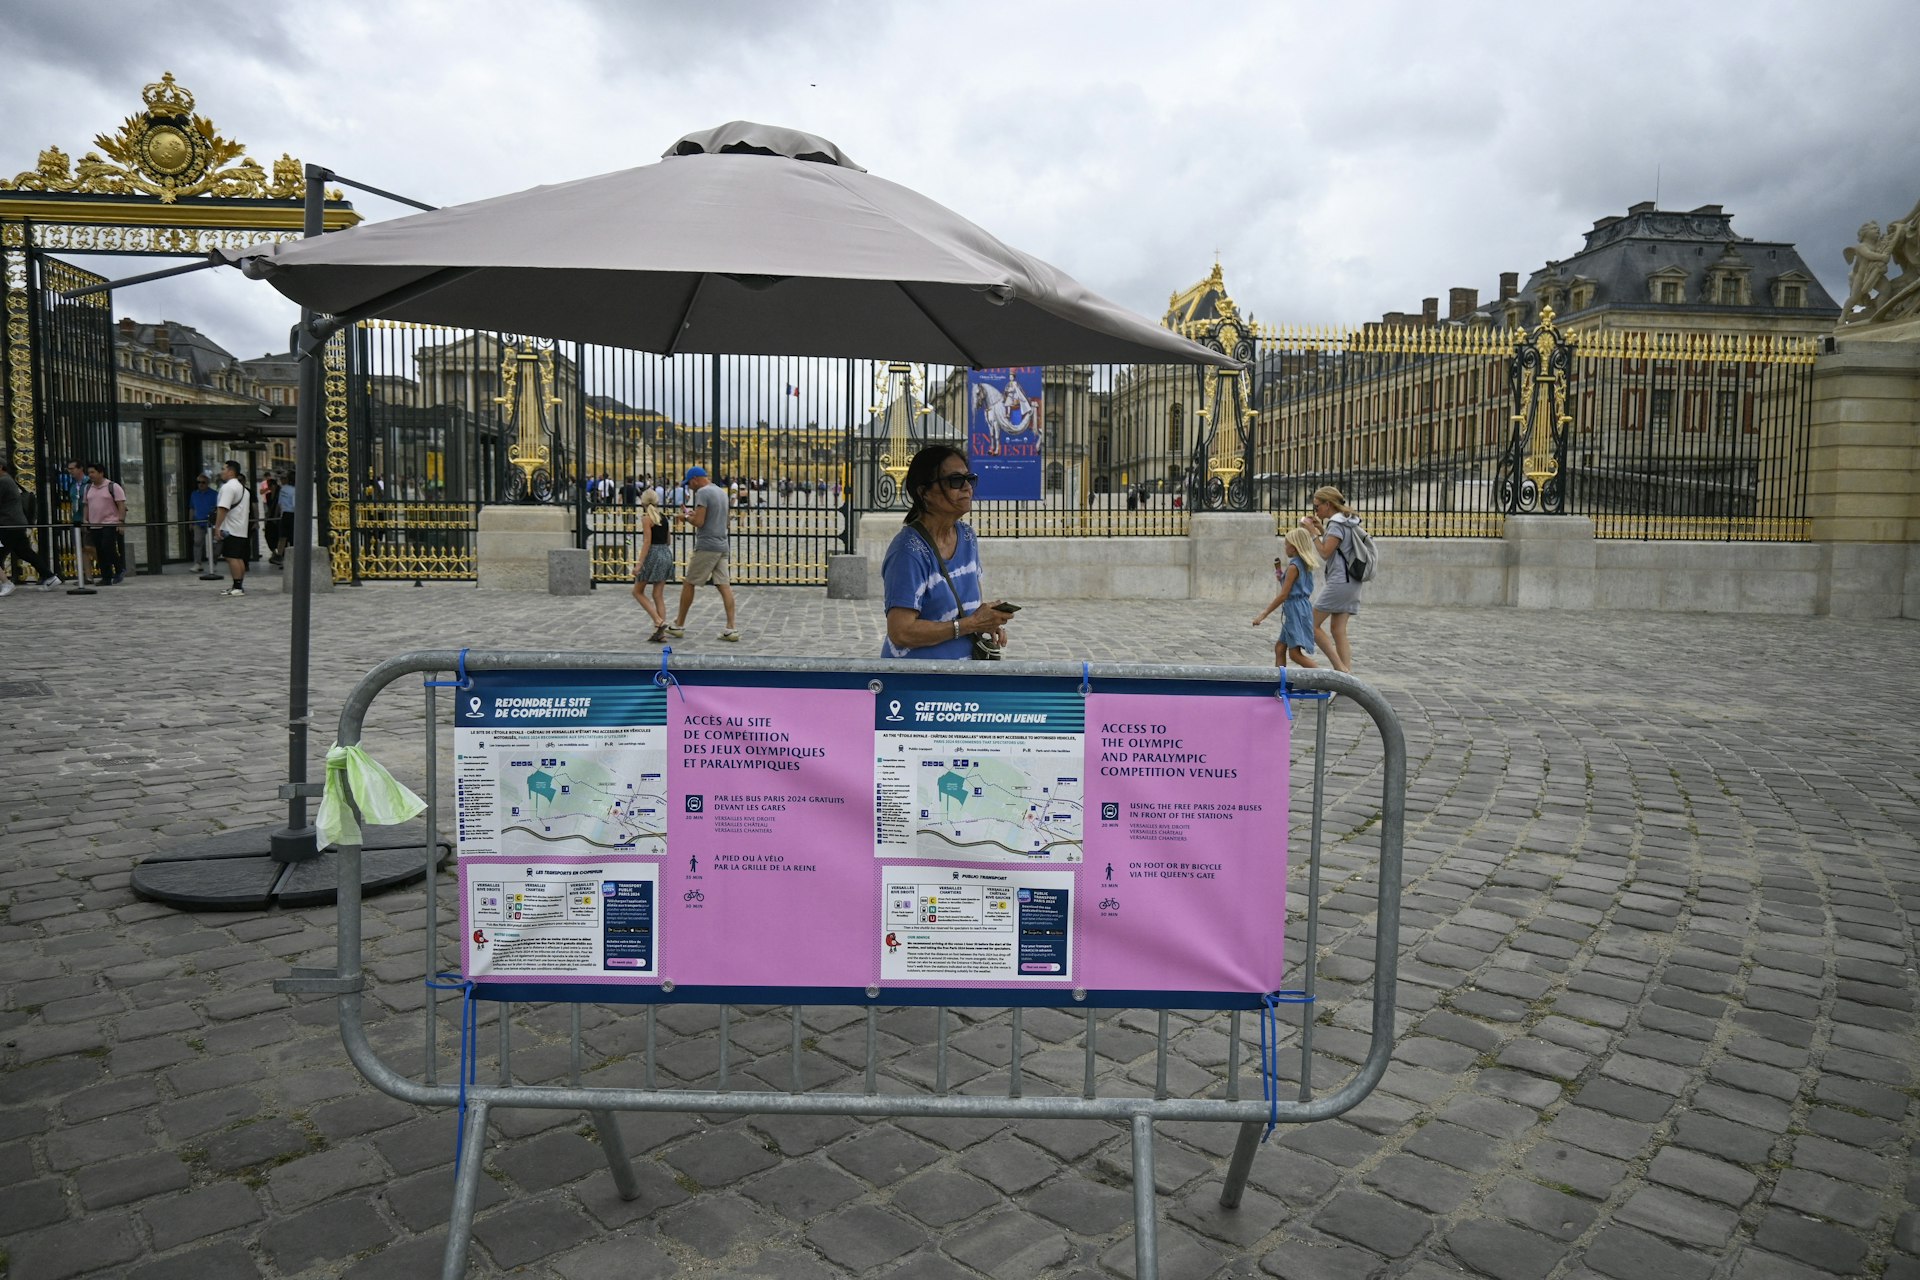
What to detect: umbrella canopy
<box><xmin>220</xmin><ymin>121</ymin><xmax>1235</xmax><ymax>369</ymax></box>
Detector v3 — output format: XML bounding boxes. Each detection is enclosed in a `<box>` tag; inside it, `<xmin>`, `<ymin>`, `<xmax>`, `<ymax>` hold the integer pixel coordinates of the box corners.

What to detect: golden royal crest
<box><xmin>1</xmin><ymin>72</ymin><xmax>307</xmax><ymax>203</ymax></box>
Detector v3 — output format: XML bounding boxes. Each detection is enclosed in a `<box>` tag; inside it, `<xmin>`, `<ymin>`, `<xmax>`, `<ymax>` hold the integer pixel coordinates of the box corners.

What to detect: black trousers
<box><xmin>87</xmin><ymin>525</ymin><xmax>124</xmax><ymax>581</ymax></box>
<box><xmin>0</xmin><ymin>526</ymin><xmax>53</xmax><ymax>580</ymax></box>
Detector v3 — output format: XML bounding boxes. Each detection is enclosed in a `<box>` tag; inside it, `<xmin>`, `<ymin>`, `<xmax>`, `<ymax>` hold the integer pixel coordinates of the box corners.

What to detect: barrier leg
<box><xmin>1132</xmin><ymin>1111</ymin><xmax>1160</xmax><ymax>1280</ymax></box>
<box><xmin>1218</xmin><ymin>1121</ymin><xmax>1261</xmax><ymax>1209</ymax></box>
<box><xmin>589</xmin><ymin>1109</ymin><xmax>642</xmax><ymax>1201</ymax></box>
<box><xmin>441</xmin><ymin>1100</ymin><xmax>491</xmax><ymax>1280</ymax></box>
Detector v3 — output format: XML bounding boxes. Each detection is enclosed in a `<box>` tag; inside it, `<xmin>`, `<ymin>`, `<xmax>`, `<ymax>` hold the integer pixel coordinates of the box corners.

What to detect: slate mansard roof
<box><xmin>1502</xmin><ymin>202</ymin><xmax>1838</xmax><ymax>322</ymax></box>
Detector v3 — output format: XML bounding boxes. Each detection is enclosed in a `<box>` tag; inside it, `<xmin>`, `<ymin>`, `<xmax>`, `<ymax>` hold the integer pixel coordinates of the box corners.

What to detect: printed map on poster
<box><xmin>912</xmin><ymin>745</ymin><xmax>1081</xmax><ymax>859</ymax></box>
<box><xmin>454</xmin><ymin>681</ymin><xmax>667</xmax><ymax>859</ymax></box>
<box><xmin>494</xmin><ymin>747</ymin><xmax>666</xmax><ymax>852</ymax></box>
<box><xmin>875</xmin><ymin>687</ymin><xmax>1084</xmax><ymax>863</ymax></box>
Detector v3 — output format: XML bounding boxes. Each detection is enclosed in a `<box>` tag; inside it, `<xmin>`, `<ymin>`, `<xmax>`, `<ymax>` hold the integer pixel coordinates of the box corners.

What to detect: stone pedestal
<box><xmin>281</xmin><ymin>552</ymin><xmax>336</xmax><ymax>594</ymax></box>
<box><xmin>477</xmin><ymin>505</ymin><xmax>573</xmax><ymax>591</ymax></box>
<box><xmin>548</xmin><ymin>548</ymin><xmax>591</xmax><ymax>596</ymax></box>
<box><xmin>827</xmin><ymin>554</ymin><xmax>868</xmax><ymax>599</ymax></box>
<box><xmin>1506</xmin><ymin>516</ymin><xmax>1597</xmax><ymax>610</ymax></box>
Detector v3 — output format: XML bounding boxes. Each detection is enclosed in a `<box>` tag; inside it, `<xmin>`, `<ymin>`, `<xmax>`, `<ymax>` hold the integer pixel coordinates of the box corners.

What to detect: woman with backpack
<box><xmin>1303</xmin><ymin>485</ymin><xmax>1365</xmax><ymax>675</ymax></box>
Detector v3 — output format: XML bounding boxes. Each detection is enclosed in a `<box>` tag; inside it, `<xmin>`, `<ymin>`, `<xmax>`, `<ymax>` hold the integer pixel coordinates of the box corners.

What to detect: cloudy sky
<box><xmin>4</xmin><ymin>0</ymin><xmax>1915</xmax><ymax>361</ymax></box>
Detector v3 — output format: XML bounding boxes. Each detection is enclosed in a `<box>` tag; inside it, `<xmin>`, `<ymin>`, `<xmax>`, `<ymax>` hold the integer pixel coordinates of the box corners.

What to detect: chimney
<box><xmin>1421</xmin><ymin>297</ymin><xmax>1439</xmax><ymax>326</ymax></box>
<box><xmin>1499</xmin><ymin>272</ymin><xmax>1519</xmax><ymax>301</ymax></box>
<box><xmin>1448</xmin><ymin>287</ymin><xmax>1478</xmax><ymax>320</ymax></box>
<box><xmin>117</xmin><ymin>317</ymin><xmax>136</xmax><ymax>340</ymax></box>
<box><xmin>153</xmin><ymin>326</ymin><xmax>171</xmax><ymax>353</ymax></box>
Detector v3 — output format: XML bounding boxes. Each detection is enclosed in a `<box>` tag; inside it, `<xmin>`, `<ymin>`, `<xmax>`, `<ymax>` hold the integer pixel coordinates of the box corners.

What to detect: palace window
<box><xmin>1167</xmin><ymin>404</ymin><xmax>1184</xmax><ymax>454</ymax></box>
<box><xmin>1715</xmin><ymin>391</ymin><xmax>1739</xmax><ymax>435</ymax></box>
<box><xmin>1659</xmin><ymin>281</ymin><xmax>1683</xmax><ymax>304</ymax></box>
<box><xmin>1781</xmin><ymin>286</ymin><xmax>1804</xmax><ymax>307</ymax></box>
<box><xmin>1650</xmin><ymin>389</ymin><xmax>1674</xmax><ymax>433</ymax></box>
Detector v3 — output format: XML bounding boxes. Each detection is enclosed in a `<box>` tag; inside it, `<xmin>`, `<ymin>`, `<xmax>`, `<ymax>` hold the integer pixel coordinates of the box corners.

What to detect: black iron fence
<box><xmin>1245</xmin><ymin>323</ymin><xmax>1818</xmax><ymax>541</ymax></box>
<box><xmin>330</xmin><ymin>319</ymin><xmax>1820</xmax><ymax>584</ymax></box>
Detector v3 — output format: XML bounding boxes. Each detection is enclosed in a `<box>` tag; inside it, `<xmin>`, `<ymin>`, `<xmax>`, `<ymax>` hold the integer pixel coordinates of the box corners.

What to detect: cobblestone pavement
<box><xmin>2</xmin><ymin>569</ymin><xmax>1917</xmax><ymax>1279</ymax></box>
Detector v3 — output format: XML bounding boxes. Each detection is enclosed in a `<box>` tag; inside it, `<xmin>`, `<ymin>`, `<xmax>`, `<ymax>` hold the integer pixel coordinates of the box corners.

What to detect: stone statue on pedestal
<box><xmin>1841</xmin><ymin>194</ymin><xmax>1920</xmax><ymax>327</ymax></box>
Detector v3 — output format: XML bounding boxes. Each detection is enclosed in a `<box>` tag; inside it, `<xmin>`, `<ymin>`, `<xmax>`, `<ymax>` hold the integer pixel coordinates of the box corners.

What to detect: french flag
<box><xmin>785</xmin><ymin>383</ymin><xmax>801</xmax><ymax>397</ymax></box>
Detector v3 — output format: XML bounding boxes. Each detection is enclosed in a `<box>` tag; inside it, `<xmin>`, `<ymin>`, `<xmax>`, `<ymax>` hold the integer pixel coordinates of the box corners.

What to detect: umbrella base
<box><xmin>132</xmin><ymin>822</ymin><xmax>451</xmax><ymax>910</ymax></box>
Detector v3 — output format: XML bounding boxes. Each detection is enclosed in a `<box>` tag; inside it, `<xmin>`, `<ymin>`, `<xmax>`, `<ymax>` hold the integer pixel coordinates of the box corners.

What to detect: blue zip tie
<box><xmin>1278</xmin><ymin>668</ymin><xmax>1293</xmax><ymax>721</ymax></box>
<box><xmin>653</xmin><ymin>646</ymin><xmax>684</xmax><ymax>699</ymax></box>
<box><xmin>425</xmin><ymin>972</ymin><xmax>478</xmax><ymax>1167</ymax></box>
<box><xmin>424</xmin><ymin>648</ymin><xmax>472</xmax><ymax>690</ymax></box>
<box><xmin>1259</xmin><ymin>990</ymin><xmax>1282</xmax><ymax>1140</ymax></box>
<box><xmin>1080</xmin><ymin>661</ymin><xmax>1091</xmax><ymax>696</ymax></box>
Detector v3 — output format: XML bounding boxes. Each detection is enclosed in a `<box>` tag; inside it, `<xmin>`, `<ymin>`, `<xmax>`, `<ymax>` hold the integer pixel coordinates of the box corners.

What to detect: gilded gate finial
<box><xmin>2</xmin><ymin>71</ymin><xmax>324</xmax><ymax>203</ymax></box>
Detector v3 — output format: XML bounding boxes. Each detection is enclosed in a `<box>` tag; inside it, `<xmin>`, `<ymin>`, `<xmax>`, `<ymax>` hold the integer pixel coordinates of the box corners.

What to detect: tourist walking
<box><xmin>0</xmin><ymin>459</ymin><xmax>60</xmax><ymax>592</ymax></box>
<box><xmin>214</xmin><ymin>459</ymin><xmax>251</xmax><ymax>597</ymax></box>
<box><xmin>881</xmin><ymin>444</ymin><xmax>1015</xmax><ymax>660</ymax></box>
<box><xmin>1304</xmin><ymin>485</ymin><xmax>1363</xmax><ymax>674</ymax></box>
<box><xmin>665</xmin><ymin>466</ymin><xmax>740</xmax><ymax>642</ymax></box>
<box><xmin>1253</xmin><ymin>524</ymin><xmax>1321</xmax><ymax>670</ymax></box>
<box><xmin>632</xmin><ymin>489</ymin><xmax>675</xmax><ymax>643</ymax></box>
<box><xmin>83</xmin><ymin>463</ymin><xmax>128</xmax><ymax>585</ymax></box>
<box><xmin>260</xmin><ymin>473</ymin><xmax>282</xmax><ymax>564</ymax></box>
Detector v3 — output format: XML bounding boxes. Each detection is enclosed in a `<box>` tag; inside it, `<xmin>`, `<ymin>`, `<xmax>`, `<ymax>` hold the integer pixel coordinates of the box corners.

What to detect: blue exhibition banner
<box><xmin>967</xmin><ymin>366</ymin><xmax>1043</xmax><ymax>500</ymax></box>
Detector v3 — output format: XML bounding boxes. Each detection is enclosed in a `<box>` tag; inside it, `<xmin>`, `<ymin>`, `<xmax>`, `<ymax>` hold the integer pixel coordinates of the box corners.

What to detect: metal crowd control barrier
<box><xmin>283</xmin><ymin>651</ymin><xmax>1406</xmax><ymax>1279</ymax></box>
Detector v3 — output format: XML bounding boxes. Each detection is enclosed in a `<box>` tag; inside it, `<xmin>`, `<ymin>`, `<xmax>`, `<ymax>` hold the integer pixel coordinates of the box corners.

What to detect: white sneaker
<box><xmin>719</xmin><ymin>629</ymin><xmax>741</xmax><ymax>642</ymax></box>
<box><xmin>0</xmin><ymin>581</ymin><xmax>13</xmax><ymax>597</ymax></box>
<box><xmin>39</xmin><ymin>575</ymin><xmax>61</xmax><ymax>589</ymax></box>
<box><xmin>222</xmin><ymin>585</ymin><xmax>246</xmax><ymax>597</ymax></box>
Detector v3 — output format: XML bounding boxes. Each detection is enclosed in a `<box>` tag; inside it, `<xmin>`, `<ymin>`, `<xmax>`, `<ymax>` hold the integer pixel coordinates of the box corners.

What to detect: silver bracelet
<box><xmin>952</xmin><ymin>618</ymin><xmax>961</xmax><ymax>639</ymax></box>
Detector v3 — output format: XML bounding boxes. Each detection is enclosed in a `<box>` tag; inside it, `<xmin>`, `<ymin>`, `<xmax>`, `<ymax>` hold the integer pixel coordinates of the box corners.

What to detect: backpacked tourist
<box><xmin>1253</xmin><ymin>523</ymin><xmax>1321</xmax><ymax>670</ymax></box>
<box><xmin>1304</xmin><ymin>484</ymin><xmax>1363</xmax><ymax>674</ymax></box>
<box><xmin>881</xmin><ymin>444</ymin><xmax>1015</xmax><ymax>660</ymax></box>
<box><xmin>83</xmin><ymin>463</ymin><xmax>128</xmax><ymax>586</ymax></box>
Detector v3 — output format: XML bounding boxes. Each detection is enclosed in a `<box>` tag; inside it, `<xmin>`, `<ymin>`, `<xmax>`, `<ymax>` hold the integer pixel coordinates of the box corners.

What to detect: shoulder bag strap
<box><xmin>907</xmin><ymin>520</ymin><xmax>964</xmax><ymax>618</ymax></box>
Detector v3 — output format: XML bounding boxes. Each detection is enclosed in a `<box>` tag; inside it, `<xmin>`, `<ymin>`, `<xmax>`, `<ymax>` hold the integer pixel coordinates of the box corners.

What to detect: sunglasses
<box><xmin>938</xmin><ymin>472</ymin><xmax>981</xmax><ymax>492</ymax></box>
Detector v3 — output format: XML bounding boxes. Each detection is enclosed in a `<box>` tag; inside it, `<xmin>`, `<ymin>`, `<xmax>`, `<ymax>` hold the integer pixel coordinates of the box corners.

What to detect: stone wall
<box><xmin>852</xmin><ymin>513</ymin><xmax>1912</xmax><ymax>617</ymax></box>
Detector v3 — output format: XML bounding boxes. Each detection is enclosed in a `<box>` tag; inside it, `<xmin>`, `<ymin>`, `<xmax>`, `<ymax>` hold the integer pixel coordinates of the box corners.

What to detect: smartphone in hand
<box><xmin>992</xmin><ymin>601</ymin><xmax>1022</xmax><ymax>613</ymax></box>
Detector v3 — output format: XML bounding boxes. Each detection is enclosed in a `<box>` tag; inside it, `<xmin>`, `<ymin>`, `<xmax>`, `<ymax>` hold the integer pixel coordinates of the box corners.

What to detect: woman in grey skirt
<box><xmin>632</xmin><ymin>489</ymin><xmax>675</xmax><ymax>642</ymax></box>
<box><xmin>1304</xmin><ymin>485</ymin><xmax>1363</xmax><ymax>674</ymax></box>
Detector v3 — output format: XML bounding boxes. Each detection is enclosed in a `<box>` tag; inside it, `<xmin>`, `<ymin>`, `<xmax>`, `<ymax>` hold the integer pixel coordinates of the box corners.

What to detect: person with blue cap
<box><xmin>665</xmin><ymin>466</ymin><xmax>740</xmax><ymax>642</ymax></box>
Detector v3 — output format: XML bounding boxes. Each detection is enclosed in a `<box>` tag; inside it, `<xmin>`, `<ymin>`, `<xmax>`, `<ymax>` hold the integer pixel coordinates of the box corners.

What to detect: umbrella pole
<box><xmin>269</xmin><ymin>165</ymin><xmax>331</xmax><ymax>863</ymax></box>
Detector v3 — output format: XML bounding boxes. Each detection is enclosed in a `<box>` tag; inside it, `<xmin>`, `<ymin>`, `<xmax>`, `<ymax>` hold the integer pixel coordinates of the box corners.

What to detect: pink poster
<box><xmin>1081</xmin><ymin>693</ymin><xmax>1289</xmax><ymax>995</ymax></box>
<box><xmin>665</xmin><ymin>684</ymin><xmax>875</xmax><ymax>989</ymax></box>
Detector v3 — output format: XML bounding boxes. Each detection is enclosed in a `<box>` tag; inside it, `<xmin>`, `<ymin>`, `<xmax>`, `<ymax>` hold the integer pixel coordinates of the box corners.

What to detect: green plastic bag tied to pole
<box><xmin>317</xmin><ymin>743</ymin><xmax>427</xmax><ymax>849</ymax></box>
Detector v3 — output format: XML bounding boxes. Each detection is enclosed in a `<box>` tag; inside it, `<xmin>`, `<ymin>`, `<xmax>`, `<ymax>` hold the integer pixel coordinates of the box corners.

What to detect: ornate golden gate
<box><xmin>1</xmin><ymin>73</ymin><xmax>356</xmax><ymax>544</ymax></box>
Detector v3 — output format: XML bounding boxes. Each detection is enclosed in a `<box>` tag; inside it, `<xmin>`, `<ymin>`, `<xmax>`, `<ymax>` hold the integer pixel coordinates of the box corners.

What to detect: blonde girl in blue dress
<box><xmin>1252</xmin><ymin>525</ymin><xmax>1323</xmax><ymax>669</ymax></box>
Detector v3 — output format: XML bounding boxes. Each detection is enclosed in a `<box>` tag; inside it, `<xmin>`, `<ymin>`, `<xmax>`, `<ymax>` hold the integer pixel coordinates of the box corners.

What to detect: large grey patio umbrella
<box><xmin>218</xmin><ymin>121</ymin><xmax>1238</xmax><ymax>369</ymax></box>
<box><xmin>131</xmin><ymin>121</ymin><xmax>1233</xmax><ymax>911</ymax></box>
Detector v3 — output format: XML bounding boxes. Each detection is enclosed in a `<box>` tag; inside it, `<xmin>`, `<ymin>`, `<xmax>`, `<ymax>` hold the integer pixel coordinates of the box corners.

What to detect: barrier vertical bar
<box><xmin>1009</xmin><ymin>1008</ymin><xmax>1024</xmax><ymax>1099</ymax></box>
<box><xmin>718</xmin><ymin>1006</ymin><xmax>732</xmax><ymax>1092</ymax></box>
<box><xmin>864</xmin><ymin>1009</ymin><xmax>878</xmax><ymax>1095</ymax></box>
<box><xmin>1226</xmin><ymin>1011</ymin><xmax>1242</xmax><ymax>1102</ymax></box>
<box><xmin>790</xmin><ymin>1008</ymin><xmax>804</xmax><ymax>1092</ymax></box>
<box><xmin>1083</xmin><ymin>1010</ymin><xmax>1097</xmax><ymax>1099</ymax></box>
<box><xmin>1299</xmin><ymin>698</ymin><xmax>1331</xmax><ymax>1099</ymax></box>
<box><xmin>1154</xmin><ymin>1011</ymin><xmax>1170</xmax><ymax>1100</ymax></box>
<box><xmin>424</xmin><ymin>682</ymin><xmax>440</xmax><ymax>1087</ymax></box>
<box><xmin>498</xmin><ymin>1011</ymin><xmax>510</xmax><ymax>1086</ymax></box>
<box><xmin>1132</xmin><ymin>1112</ymin><xmax>1160</xmax><ymax>1280</ymax></box>
<box><xmin>936</xmin><ymin>1008</ymin><xmax>949</xmax><ymax>1095</ymax></box>
<box><xmin>440</xmin><ymin>1099</ymin><xmax>492</xmax><ymax>1280</ymax></box>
